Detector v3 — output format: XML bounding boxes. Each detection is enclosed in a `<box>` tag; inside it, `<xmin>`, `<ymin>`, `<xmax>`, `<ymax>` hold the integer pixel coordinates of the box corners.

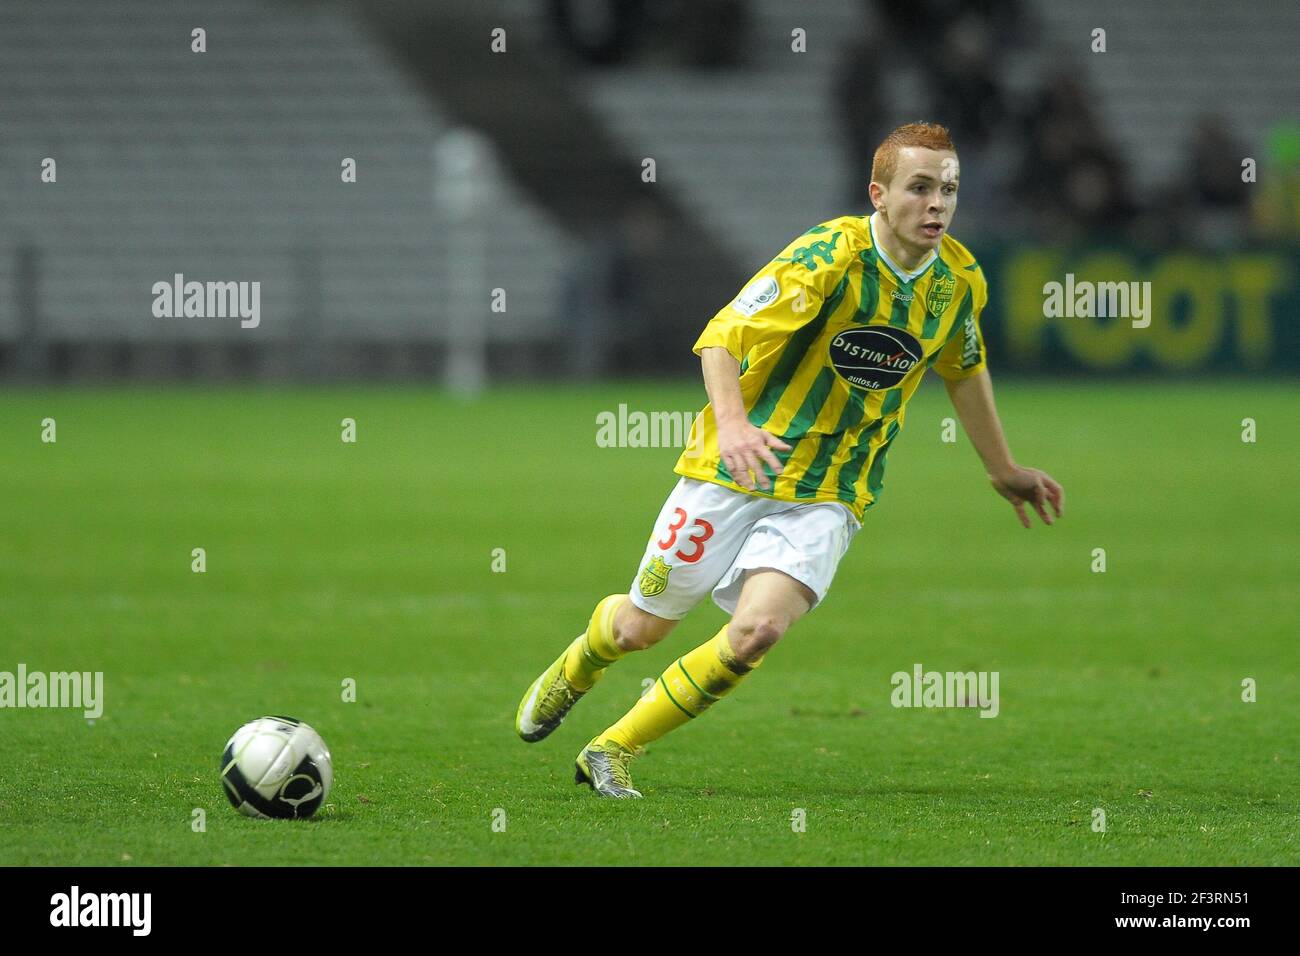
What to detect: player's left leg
<box><xmin>720</xmin><ymin>567</ymin><xmax>816</xmax><ymax>664</ymax></box>
<box><xmin>595</xmin><ymin>568</ymin><xmax>813</xmax><ymax>741</ymax></box>
<box><xmin>575</xmin><ymin>569</ymin><xmax>814</xmax><ymax>797</ymax></box>
<box><xmin>517</xmin><ymin>477</ymin><xmax>756</xmax><ymax>744</ymax></box>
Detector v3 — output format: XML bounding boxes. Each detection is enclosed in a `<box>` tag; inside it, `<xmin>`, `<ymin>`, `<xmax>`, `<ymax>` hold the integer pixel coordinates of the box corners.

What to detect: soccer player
<box><xmin>515</xmin><ymin>122</ymin><xmax>1064</xmax><ymax>797</ymax></box>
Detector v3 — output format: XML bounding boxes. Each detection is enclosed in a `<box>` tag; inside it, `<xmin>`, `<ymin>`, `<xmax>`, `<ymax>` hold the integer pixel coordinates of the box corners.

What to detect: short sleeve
<box><xmin>931</xmin><ymin>271</ymin><xmax>989</xmax><ymax>381</ymax></box>
<box><xmin>693</xmin><ymin>224</ymin><xmax>851</xmax><ymax>361</ymax></box>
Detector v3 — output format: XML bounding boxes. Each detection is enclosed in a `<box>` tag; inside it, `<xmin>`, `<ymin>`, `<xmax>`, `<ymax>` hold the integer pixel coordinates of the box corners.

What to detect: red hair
<box><xmin>871</xmin><ymin>122</ymin><xmax>956</xmax><ymax>186</ymax></box>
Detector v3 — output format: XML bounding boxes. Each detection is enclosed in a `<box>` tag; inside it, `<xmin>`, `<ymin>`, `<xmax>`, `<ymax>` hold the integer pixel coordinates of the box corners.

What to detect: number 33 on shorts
<box><xmin>656</xmin><ymin>508</ymin><xmax>713</xmax><ymax>563</ymax></box>
<box><xmin>637</xmin><ymin>506</ymin><xmax>714</xmax><ymax>600</ymax></box>
<box><xmin>633</xmin><ymin>480</ymin><xmax>737</xmax><ymax>608</ymax></box>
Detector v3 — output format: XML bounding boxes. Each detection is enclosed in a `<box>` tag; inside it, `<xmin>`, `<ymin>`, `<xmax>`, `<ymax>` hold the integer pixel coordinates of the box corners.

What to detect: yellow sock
<box><xmin>563</xmin><ymin>593</ymin><xmax>631</xmax><ymax>690</ymax></box>
<box><xmin>597</xmin><ymin>623</ymin><xmax>760</xmax><ymax>751</ymax></box>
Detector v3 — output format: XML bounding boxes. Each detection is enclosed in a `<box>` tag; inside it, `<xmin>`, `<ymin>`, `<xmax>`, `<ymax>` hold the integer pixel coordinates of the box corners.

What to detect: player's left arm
<box><xmin>931</xmin><ymin>270</ymin><xmax>1063</xmax><ymax>529</ymax></box>
<box><xmin>942</xmin><ymin>369</ymin><xmax>1064</xmax><ymax>529</ymax></box>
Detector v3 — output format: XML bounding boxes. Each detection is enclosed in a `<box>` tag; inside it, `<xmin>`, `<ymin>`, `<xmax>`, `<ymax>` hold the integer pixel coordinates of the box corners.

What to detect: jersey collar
<box><xmin>869</xmin><ymin>211</ymin><xmax>937</xmax><ymax>285</ymax></box>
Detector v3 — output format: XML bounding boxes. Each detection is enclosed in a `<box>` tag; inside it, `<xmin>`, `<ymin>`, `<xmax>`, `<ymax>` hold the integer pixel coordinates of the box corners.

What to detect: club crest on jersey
<box><xmin>731</xmin><ymin>277</ymin><xmax>780</xmax><ymax>317</ymax></box>
<box><xmin>638</xmin><ymin>555</ymin><xmax>672</xmax><ymax>597</ymax></box>
<box><xmin>827</xmin><ymin>326</ymin><xmax>923</xmax><ymax>391</ymax></box>
<box><xmin>926</xmin><ymin>273</ymin><xmax>957</xmax><ymax>315</ymax></box>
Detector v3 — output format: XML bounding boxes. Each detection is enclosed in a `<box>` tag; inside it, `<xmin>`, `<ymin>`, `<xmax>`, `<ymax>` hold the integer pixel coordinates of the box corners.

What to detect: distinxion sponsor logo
<box><xmin>827</xmin><ymin>326</ymin><xmax>923</xmax><ymax>390</ymax></box>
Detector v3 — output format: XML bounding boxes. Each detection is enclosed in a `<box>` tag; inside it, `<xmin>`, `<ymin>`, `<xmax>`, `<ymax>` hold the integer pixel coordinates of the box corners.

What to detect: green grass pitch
<box><xmin>1</xmin><ymin>378</ymin><xmax>1296</xmax><ymax>865</ymax></box>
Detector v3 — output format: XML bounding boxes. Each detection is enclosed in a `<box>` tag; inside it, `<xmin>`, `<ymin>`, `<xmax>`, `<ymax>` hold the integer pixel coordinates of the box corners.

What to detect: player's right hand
<box><xmin>717</xmin><ymin>419</ymin><xmax>792</xmax><ymax>492</ymax></box>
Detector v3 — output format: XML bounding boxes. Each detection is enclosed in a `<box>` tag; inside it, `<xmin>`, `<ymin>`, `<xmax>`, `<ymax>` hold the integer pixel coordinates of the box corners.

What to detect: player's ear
<box><xmin>867</xmin><ymin>180</ymin><xmax>885</xmax><ymax>209</ymax></box>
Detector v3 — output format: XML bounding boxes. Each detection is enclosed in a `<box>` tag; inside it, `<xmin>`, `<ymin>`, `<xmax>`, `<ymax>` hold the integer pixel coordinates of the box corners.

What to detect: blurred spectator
<box><xmin>1249</xmin><ymin>121</ymin><xmax>1300</xmax><ymax>241</ymax></box>
<box><xmin>1163</xmin><ymin>114</ymin><xmax>1253</xmax><ymax>250</ymax></box>
<box><xmin>548</xmin><ymin>0</ymin><xmax>646</xmax><ymax>65</ymax></box>
<box><xmin>1189</xmin><ymin>115</ymin><xmax>1251</xmax><ymax>211</ymax></box>
<box><xmin>834</xmin><ymin>30</ymin><xmax>889</xmax><ymax>208</ymax></box>
<box><xmin>928</xmin><ymin>12</ymin><xmax>1008</xmax><ymax>150</ymax></box>
<box><xmin>1011</xmin><ymin>68</ymin><xmax>1138</xmax><ymax>242</ymax></box>
<box><xmin>561</xmin><ymin>198</ymin><xmax>668</xmax><ymax>379</ymax></box>
<box><xmin>873</xmin><ymin>0</ymin><xmax>943</xmax><ymax>57</ymax></box>
<box><xmin>874</xmin><ymin>0</ymin><xmax>1028</xmax><ymax>58</ymax></box>
<box><xmin>670</xmin><ymin>0</ymin><xmax>750</xmax><ymax>69</ymax></box>
<box><xmin>549</xmin><ymin>0</ymin><xmax>750</xmax><ymax>69</ymax></box>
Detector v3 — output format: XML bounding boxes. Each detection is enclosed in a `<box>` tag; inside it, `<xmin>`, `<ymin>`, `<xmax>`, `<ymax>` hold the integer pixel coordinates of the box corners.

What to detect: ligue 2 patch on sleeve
<box><xmin>731</xmin><ymin>277</ymin><xmax>781</xmax><ymax>316</ymax></box>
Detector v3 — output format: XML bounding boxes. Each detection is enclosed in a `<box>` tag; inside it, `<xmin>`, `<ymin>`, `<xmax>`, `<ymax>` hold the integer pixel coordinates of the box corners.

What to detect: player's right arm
<box><xmin>699</xmin><ymin>346</ymin><xmax>791</xmax><ymax>492</ymax></box>
<box><xmin>692</xmin><ymin>221</ymin><xmax>852</xmax><ymax>491</ymax></box>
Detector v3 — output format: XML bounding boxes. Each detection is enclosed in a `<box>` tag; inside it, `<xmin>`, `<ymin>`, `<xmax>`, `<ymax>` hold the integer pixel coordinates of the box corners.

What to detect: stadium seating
<box><xmin>0</xmin><ymin>0</ymin><xmax>575</xmax><ymax>358</ymax></box>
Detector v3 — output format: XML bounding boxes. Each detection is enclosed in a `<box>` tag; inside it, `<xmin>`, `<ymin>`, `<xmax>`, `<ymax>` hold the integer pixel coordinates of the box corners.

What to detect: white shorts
<box><xmin>627</xmin><ymin>476</ymin><xmax>861</xmax><ymax>621</ymax></box>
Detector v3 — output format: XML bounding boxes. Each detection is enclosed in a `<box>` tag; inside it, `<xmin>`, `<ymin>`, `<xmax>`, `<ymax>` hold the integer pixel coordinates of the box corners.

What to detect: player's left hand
<box><xmin>990</xmin><ymin>466</ymin><xmax>1063</xmax><ymax>529</ymax></box>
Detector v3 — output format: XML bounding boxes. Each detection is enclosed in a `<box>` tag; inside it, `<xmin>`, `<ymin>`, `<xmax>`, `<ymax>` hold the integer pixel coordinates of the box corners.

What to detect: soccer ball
<box><xmin>219</xmin><ymin>715</ymin><xmax>333</xmax><ymax>819</ymax></box>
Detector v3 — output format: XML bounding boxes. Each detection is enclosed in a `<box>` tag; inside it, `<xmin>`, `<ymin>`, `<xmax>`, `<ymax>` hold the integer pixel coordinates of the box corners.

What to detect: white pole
<box><xmin>433</xmin><ymin>128</ymin><xmax>493</xmax><ymax>397</ymax></box>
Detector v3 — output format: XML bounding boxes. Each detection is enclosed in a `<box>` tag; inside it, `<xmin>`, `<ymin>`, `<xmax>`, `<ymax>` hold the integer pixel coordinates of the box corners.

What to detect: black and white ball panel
<box><xmin>219</xmin><ymin>716</ymin><xmax>332</xmax><ymax>819</ymax></box>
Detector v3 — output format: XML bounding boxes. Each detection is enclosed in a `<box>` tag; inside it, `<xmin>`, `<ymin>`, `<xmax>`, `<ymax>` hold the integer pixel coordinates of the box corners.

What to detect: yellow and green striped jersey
<box><xmin>675</xmin><ymin>212</ymin><xmax>989</xmax><ymax>521</ymax></box>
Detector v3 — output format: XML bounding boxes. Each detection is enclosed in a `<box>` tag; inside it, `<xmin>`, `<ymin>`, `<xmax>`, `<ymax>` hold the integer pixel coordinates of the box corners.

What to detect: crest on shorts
<box><xmin>638</xmin><ymin>555</ymin><xmax>671</xmax><ymax>598</ymax></box>
<box><xmin>926</xmin><ymin>272</ymin><xmax>957</xmax><ymax>316</ymax></box>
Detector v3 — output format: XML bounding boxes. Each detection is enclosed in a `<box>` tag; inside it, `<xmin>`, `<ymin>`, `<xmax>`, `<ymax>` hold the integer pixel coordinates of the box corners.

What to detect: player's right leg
<box><xmin>515</xmin><ymin>595</ymin><xmax>675</xmax><ymax>742</ymax></box>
